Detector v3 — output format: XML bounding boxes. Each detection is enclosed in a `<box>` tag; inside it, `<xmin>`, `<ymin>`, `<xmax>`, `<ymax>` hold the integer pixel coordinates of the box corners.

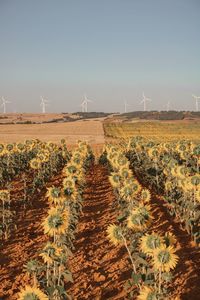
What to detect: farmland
<box><xmin>0</xmin><ymin>117</ymin><xmax>200</xmax><ymax>300</ymax></box>
<box><xmin>104</xmin><ymin>120</ymin><xmax>200</xmax><ymax>142</ymax></box>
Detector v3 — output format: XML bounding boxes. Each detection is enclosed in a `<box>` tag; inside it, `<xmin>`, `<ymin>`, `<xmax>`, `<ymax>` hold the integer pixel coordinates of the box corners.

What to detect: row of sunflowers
<box><xmin>0</xmin><ymin>140</ymin><xmax>39</xmax><ymax>186</ymax></box>
<box><xmin>126</xmin><ymin>136</ymin><xmax>200</xmax><ymax>244</ymax></box>
<box><xmin>0</xmin><ymin>139</ymin><xmax>69</xmax><ymax>241</ymax></box>
<box><xmin>103</xmin><ymin>144</ymin><xmax>179</xmax><ymax>300</ymax></box>
<box><xmin>17</xmin><ymin>141</ymin><xmax>93</xmax><ymax>300</ymax></box>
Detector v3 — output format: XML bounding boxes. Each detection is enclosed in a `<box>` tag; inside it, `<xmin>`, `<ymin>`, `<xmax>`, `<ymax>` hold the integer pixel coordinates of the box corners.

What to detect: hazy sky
<box><xmin>0</xmin><ymin>0</ymin><xmax>200</xmax><ymax>113</ymax></box>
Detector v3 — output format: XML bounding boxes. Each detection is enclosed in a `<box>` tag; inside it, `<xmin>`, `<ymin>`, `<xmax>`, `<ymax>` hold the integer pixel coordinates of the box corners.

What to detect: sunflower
<box><xmin>137</xmin><ymin>286</ymin><xmax>158</xmax><ymax>300</ymax></box>
<box><xmin>0</xmin><ymin>143</ymin><xmax>5</xmax><ymax>153</ymax></box>
<box><xmin>119</xmin><ymin>167</ymin><xmax>132</xmax><ymax>179</ymax></box>
<box><xmin>0</xmin><ymin>190</ymin><xmax>10</xmax><ymax>202</ymax></box>
<box><xmin>176</xmin><ymin>166</ymin><xmax>188</xmax><ymax>179</ymax></box>
<box><xmin>65</xmin><ymin>164</ymin><xmax>78</xmax><ymax>174</ymax></box>
<box><xmin>188</xmin><ymin>175</ymin><xmax>200</xmax><ymax>189</ymax></box>
<box><xmin>17</xmin><ymin>286</ymin><xmax>48</xmax><ymax>300</ymax></box>
<box><xmin>107</xmin><ymin>224</ymin><xmax>123</xmax><ymax>245</ymax></box>
<box><xmin>116</xmin><ymin>155</ymin><xmax>129</xmax><ymax>168</ymax></box>
<box><xmin>119</xmin><ymin>185</ymin><xmax>134</xmax><ymax>201</ymax></box>
<box><xmin>165</xmin><ymin>181</ymin><xmax>173</xmax><ymax>191</ymax></box>
<box><xmin>176</xmin><ymin>143</ymin><xmax>187</xmax><ymax>153</ymax></box>
<box><xmin>39</xmin><ymin>242</ymin><xmax>63</xmax><ymax>265</ymax></box>
<box><xmin>140</xmin><ymin>189</ymin><xmax>151</xmax><ymax>203</ymax></box>
<box><xmin>46</xmin><ymin>187</ymin><xmax>65</xmax><ymax>205</ymax></box>
<box><xmin>30</xmin><ymin>159</ymin><xmax>41</xmax><ymax>170</ymax></box>
<box><xmin>132</xmin><ymin>180</ymin><xmax>142</xmax><ymax>194</ymax></box>
<box><xmin>163</xmin><ymin>232</ymin><xmax>177</xmax><ymax>247</ymax></box>
<box><xmin>42</xmin><ymin>207</ymin><xmax>69</xmax><ymax>237</ymax></box>
<box><xmin>109</xmin><ymin>173</ymin><xmax>121</xmax><ymax>188</ymax></box>
<box><xmin>171</xmin><ymin>167</ymin><xmax>178</xmax><ymax>177</ymax></box>
<box><xmin>63</xmin><ymin>187</ymin><xmax>79</xmax><ymax>201</ymax></box>
<box><xmin>127</xmin><ymin>205</ymin><xmax>153</xmax><ymax>231</ymax></box>
<box><xmin>6</xmin><ymin>143</ymin><xmax>15</xmax><ymax>153</ymax></box>
<box><xmin>148</xmin><ymin>147</ymin><xmax>159</xmax><ymax>160</ymax></box>
<box><xmin>140</xmin><ymin>233</ymin><xmax>163</xmax><ymax>256</ymax></box>
<box><xmin>179</xmin><ymin>150</ymin><xmax>189</xmax><ymax>160</ymax></box>
<box><xmin>192</xmin><ymin>144</ymin><xmax>200</xmax><ymax>157</ymax></box>
<box><xmin>152</xmin><ymin>245</ymin><xmax>178</xmax><ymax>272</ymax></box>
<box><xmin>195</xmin><ymin>190</ymin><xmax>200</xmax><ymax>202</ymax></box>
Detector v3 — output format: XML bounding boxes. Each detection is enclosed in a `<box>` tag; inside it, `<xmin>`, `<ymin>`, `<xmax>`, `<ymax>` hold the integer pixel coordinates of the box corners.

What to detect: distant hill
<box><xmin>117</xmin><ymin>111</ymin><xmax>200</xmax><ymax>121</ymax></box>
<box><xmin>72</xmin><ymin>112</ymin><xmax>112</xmax><ymax>119</ymax></box>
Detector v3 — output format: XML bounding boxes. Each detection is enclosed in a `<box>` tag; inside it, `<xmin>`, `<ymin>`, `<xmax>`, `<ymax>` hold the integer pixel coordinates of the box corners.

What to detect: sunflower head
<box><xmin>189</xmin><ymin>175</ymin><xmax>200</xmax><ymax>189</ymax></box>
<box><xmin>163</xmin><ymin>232</ymin><xmax>177</xmax><ymax>247</ymax></box>
<box><xmin>30</xmin><ymin>159</ymin><xmax>41</xmax><ymax>170</ymax></box>
<box><xmin>137</xmin><ymin>286</ymin><xmax>158</xmax><ymax>300</ymax></box>
<box><xmin>6</xmin><ymin>143</ymin><xmax>15</xmax><ymax>152</ymax></box>
<box><xmin>152</xmin><ymin>245</ymin><xmax>179</xmax><ymax>272</ymax></box>
<box><xmin>42</xmin><ymin>207</ymin><xmax>70</xmax><ymax>237</ymax></box>
<box><xmin>195</xmin><ymin>190</ymin><xmax>200</xmax><ymax>202</ymax></box>
<box><xmin>176</xmin><ymin>166</ymin><xmax>188</xmax><ymax>179</ymax></box>
<box><xmin>0</xmin><ymin>190</ymin><xmax>10</xmax><ymax>202</ymax></box>
<box><xmin>107</xmin><ymin>224</ymin><xmax>123</xmax><ymax>245</ymax></box>
<box><xmin>192</xmin><ymin>145</ymin><xmax>200</xmax><ymax>157</ymax></box>
<box><xmin>17</xmin><ymin>285</ymin><xmax>48</xmax><ymax>300</ymax></box>
<box><xmin>109</xmin><ymin>173</ymin><xmax>121</xmax><ymax>188</ymax></box>
<box><xmin>140</xmin><ymin>233</ymin><xmax>164</xmax><ymax>256</ymax></box>
<box><xmin>119</xmin><ymin>167</ymin><xmax>132</xmax><ymax>179</ymax></box>
<box><xmin>46</xmin><ymin>187</ymin><xmax>65</xmax><ymax>205</ymax></box>
<box><xmin>0</xmin><ymin>143</ymin><xmax>5</xmax><ymax>153</ymax></box>
<box><xmin>127</xmin><ymin>205</ymin><xmax>152</xmax><ymax>232</ymax></box>
<box><xmin>165</xmin><ymin>181</ymin><xmax>173</xmax><ymax>191</ymax></box>
<box><xmin>148</xmin><ymin>147</ymin><xmax>159</xmax><ymax>160</ymax></box>
<box><xmin>120</xmin><ymin>185</ymin><xmax>134</xmax><ymax>200</ymax></box>
<box><xmin>140</xmin><ymin>189</ymin><xmax>151</xmax><ymax>203</ymax></box>
<box><xmin>23</xmin><ymin>260</ymin><xmax>40</xmax><ymax>276</ymax></box>
<box><xmin>39</xmin><ymin>242</ymin><xmax>63</xmax><ymax>265</ymax></box>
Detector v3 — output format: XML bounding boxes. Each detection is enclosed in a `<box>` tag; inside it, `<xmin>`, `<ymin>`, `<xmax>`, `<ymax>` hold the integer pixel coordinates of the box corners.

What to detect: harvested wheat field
<box><xmin>0</xmin><ymin>120</ymin><xmax>105</xmax><ymax>144</ymax></box>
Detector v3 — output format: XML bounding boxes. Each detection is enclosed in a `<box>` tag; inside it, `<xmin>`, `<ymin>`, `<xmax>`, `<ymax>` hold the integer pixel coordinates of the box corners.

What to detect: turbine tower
<box><xmin>140</xmin><ymin>92</ymin><xmax>151</xmax><ymax>111</ymax></box>
<box><xmin>192</xmin><ymin>94</ymin><xmax>200</xmax><ymax>111</ymax></box>
<box><xmin>166</xmin><ymin>101</ymin><xmax>170</xmax><ymax>112</ymax></box>
<box><xmin>1</xmin><ymin>97</ymin><xmax>11</xmax><ymax>114</ymax></box>
<box><xmin>80</xmin><ymin>94</ymin><xmax>93</xmax><ymax>112</ymax></box>
<box><xmin>124</xmin><ymin>100</ymin><xmax>131</xmax><ymax>113</ymax></box>
<box><xmin>40</xmin><ymin>96</ymin><xmax>49</xmax><ymax>113</ymax></box>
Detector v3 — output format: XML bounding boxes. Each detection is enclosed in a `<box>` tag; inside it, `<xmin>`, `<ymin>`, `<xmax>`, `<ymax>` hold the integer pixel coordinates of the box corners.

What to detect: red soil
<box><xmin>0</xmin><ymin>162</ymin><xmax>199</xmax><ymax>299</ymax></box>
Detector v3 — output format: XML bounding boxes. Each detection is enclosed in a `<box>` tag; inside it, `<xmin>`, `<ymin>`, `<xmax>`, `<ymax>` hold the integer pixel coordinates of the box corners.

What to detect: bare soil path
<box><xmin>68</xmin><ymin>164</ymin><xmax>130</xmax><ymax>300</ymax></box>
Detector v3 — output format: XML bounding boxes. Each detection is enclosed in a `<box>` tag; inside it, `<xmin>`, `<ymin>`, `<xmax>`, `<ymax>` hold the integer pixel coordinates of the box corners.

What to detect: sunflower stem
<box><xmin>158</xmin><ymin>268</ymin><xmax>162</xmax><ymax>294</ymax></box>
<box><xmin>120</xmin><ymin>233</ymin><xmax>141</xmax><ymax>290</ymax></box>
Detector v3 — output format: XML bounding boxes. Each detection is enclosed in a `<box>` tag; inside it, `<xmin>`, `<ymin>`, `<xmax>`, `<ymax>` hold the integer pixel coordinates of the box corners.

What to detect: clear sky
<box><xmin>0</xmin><ymin>0</ymin><xmax>200</xmax><ymax>113</ymax></box>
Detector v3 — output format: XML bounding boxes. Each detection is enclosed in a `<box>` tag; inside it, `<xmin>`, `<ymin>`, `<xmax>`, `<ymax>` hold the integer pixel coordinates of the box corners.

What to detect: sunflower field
<box><xmin>0</xmin><ymin>137</ymin><xmax>199</xmax><ymax>299</ymax></box>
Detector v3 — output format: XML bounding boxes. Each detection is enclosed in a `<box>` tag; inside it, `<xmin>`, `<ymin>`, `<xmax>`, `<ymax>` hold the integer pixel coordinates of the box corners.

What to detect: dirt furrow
<box><xmin>68</xmin><ymin>164</ymin><xmax>130</xmax><ymax>300</ymax></box>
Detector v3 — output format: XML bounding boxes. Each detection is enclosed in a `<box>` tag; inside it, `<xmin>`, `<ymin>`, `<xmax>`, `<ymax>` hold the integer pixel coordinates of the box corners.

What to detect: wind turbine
<box><xmin>165</xmin><ymin>101</ymin><xmax>170</xmax><ymax>112</ymax></box>
<box><xmin>80</xmin><ymin>94</ymin><xmax>93</xmax><ymax>112</ymax></box>
<box><xmin>192</xmin><ymin>94</ymin><xmax>200</xmax><ymax>111</ymax></box>
<box><xmin>140</xmin><ymin>92</ymin><xmax>151</xmax><ymax>111</ymax></box>
<box><xmin>1</xmin><ymin>97</ymin><xmax>11</xmax><ymax>114</ymax></box>
<box><xmin>40</xmin><ymin>96</ymin><xmax>49</xmax><ymax>113</ymax></box>
<box><xmin>124</xmin><ymin>100</ymin><xmax>131</xmax><ymax>113</ymax></box>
